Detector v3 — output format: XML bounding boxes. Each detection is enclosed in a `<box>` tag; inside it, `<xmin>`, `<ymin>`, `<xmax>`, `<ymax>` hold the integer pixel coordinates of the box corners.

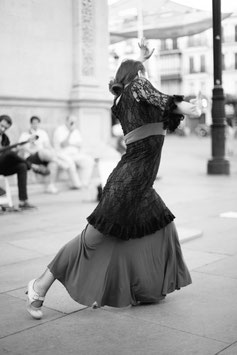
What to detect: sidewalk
<box><xmin>0</xmin><ymin>135</ymin><xmax>237</xmax><ymax>355</ymax></box>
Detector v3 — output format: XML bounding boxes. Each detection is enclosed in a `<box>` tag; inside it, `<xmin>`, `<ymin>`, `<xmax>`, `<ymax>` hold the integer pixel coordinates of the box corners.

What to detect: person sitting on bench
<box><xmin>0</xmin><ymin>115</ymin><xmax>48</xmax><ymax>209</ymax></box>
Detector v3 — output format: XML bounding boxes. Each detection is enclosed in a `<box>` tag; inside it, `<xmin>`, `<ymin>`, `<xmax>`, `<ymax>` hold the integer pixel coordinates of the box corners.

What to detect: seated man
<box><xmin>53</xmin><ymin>115</ymin><xmax>94</xmax><ymax>189</ymax></box>
<box><xmin>0</xmin><ymin>115</ymin><xmax>46</xmax><ymax>209</ymax></box>
<box><xmin>19</xmin><ymin>116</ymin><xmax>67</xmax><ymax>194</ymax></box>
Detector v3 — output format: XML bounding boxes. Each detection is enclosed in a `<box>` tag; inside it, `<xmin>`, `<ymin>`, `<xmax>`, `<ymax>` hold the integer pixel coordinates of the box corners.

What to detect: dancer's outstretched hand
<box><xmin>138</xmin><ymin>38</ymin><xmax>155</xmax><ymax>62</ymax></box>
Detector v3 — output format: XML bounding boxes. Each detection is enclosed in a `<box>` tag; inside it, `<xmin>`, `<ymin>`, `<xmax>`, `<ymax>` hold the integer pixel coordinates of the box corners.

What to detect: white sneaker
<box><xmin>46</xmin><ymin>184</ymin><xmax>58</xmax><ymax>194</ymax></box>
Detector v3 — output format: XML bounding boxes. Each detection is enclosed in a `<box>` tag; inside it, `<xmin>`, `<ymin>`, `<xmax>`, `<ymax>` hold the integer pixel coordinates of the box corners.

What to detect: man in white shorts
<box><xmin>53</xmin><ymin>115</ymin><xmax>94</xmax><ymax>189</ymax></box>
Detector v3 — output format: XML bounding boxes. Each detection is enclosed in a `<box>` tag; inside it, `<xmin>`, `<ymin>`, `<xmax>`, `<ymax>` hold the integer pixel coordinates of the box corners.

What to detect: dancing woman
<box><xmin>26</xmin><ymin>41</ymin><xmax>200</xmax><ymax>319</ymax></box>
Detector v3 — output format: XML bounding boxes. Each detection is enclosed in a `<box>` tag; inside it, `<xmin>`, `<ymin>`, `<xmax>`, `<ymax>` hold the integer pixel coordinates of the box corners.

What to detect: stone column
<box><xmin>70</xmin><ymin>0</ymin><xmax>112</xmax><ymax>148</ymax></box>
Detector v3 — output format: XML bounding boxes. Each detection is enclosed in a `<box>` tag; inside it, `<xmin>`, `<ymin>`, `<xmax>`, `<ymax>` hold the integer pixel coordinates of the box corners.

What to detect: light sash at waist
<box><xmin>124</xmin><ymin>122</ymin><xmax>166</xmax><ymax>145</ymax></box>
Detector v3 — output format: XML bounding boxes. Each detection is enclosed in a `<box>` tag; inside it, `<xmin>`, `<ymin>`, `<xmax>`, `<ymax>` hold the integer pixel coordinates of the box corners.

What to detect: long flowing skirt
<box><xmin>48</xmin><ymin>222</ymin><xmax>192</xmax><ymax>307</ymax></box>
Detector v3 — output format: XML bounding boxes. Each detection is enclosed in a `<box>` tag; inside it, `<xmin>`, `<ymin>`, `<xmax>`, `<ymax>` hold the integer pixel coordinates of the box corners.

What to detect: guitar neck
<box><xmin>0</xmin><ymin>140</ymin><xmax>29</xmax><ymax>154</ymax></box>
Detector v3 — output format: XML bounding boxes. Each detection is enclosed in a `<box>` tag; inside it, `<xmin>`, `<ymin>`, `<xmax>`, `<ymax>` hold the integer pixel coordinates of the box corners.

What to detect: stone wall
<box><xmin>0</xmin><ymin>0</ymin><xmax>112</xmax><ymax>147</ymax></box>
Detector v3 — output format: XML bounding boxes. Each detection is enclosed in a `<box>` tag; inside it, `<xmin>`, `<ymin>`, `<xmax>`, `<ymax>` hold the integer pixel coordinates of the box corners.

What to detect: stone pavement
<box><xmin>0</xmin><ymin>135</ymin><xmax>237</xmax><ymax>355</ymax></box>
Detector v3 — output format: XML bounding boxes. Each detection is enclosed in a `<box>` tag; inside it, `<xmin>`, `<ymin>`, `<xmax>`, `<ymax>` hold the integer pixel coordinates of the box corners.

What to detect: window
<box><xmin>173</xmin><ymin>38</ymin><xmax>178</xmax><ymax>50</ymax></box>
<box><xmin>189</xmin><ymin>57</ymin><xmax>195</xmax><ymax>73</ymax></box>
<box><xmin>161</xmin><ymin>38</ymin><xmax>178</xmax><ymax>51</ymax></box>
<box><xmin>235</xmin><ymin>26</ymin><xmax>237</xmax><ymax>42</ymax></box>
<box><xmin>160</xmin><ymin>39</ymin><xmax>166</xmax><ymax>51</ymax></box>
<box><xmin>200</xmin><ymin>55</ymin><xmax>206</xmax><ymax>72</ymax></box>
<box><xmin>235</xmin><ymin>53</ymin><xmax>237</xmax><ymax>70</ymax></box>
<box><xmin>166</xmin><ymin>39</ymin><xmax>173</xmax><ymax>50</ymax></box>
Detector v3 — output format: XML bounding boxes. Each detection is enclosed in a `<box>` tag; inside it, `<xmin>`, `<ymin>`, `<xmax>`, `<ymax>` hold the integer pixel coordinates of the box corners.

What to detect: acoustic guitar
<box><xmin>0</xmin><ymin>135</ymin><xmax>39</xmax><ymax>154</ymax></box>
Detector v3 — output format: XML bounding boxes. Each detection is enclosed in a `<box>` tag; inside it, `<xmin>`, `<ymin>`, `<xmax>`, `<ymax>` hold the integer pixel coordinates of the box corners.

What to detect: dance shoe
<box><xmin>25</xmin><ymin>279</ymin><xmax>45</xmax><ymax>319</ymax></box>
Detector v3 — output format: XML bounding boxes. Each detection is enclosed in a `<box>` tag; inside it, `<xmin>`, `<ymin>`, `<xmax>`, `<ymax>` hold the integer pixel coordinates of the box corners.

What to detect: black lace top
<box><xmin>87</xmin><ymin>77</ymin><xmax>184</xmax><ymax>240</ymax></box>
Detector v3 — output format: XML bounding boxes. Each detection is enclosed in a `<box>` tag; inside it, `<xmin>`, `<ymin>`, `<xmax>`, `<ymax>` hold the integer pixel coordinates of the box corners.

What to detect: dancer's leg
<box><xmin>27</xmin><ymin>224</ymin><xmax>104</xmax><ymax>314</ymax></box>
<box><xmin>30</xmin><ymin>268</ymin><xmax>55</xmax><ymax>308</ymax></box>
<box><xmin>26</xmin><ymin>268</ymin><xmax>55</xmax><ymax>319</ymax></box>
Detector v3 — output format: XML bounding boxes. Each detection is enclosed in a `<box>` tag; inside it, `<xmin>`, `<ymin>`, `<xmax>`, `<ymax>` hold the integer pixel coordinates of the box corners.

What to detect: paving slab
<box><xmin>183</xmin><ymin>220</ymin><xmax>237</xmax><ymax>256</ymax></box>
<box><xmin>195</xmin><ymin>254</ymin><xmax>237</xmax><ymax>279</ymax></box>
<box><xmin>217</xmin><ymin>342</ymin><xmax>237</xmax><ymax>355</ymax></box>
<box><xmin>0</xmin><ymin>226</ymin><xmax>82</xmax><ymax>246</ymax></box>
<box><xmin>8</xmin><ymin>280</ymin><xmax>86</xmax><ymax>314</ymax></box>
<box><xmin>0</xmin><ymin>255</ymin><xmax>52</xmax><ymax>293</ymax></box>
<box><xmin>106</xmin><ymin>271</ymin><xmax>237</xmax><ymax>344</ymax></box>
<box><xmin>0</xmin><ymin>307</ymin><xmax>226</xmax><ymax>355</ymax></box>
<box><xmin>8</xmin><ymin>234</ymin><xmax>76</xmax><ymax>256</ymax></box>
<box><xmin>0</xmin><ymin>242</ymin><xmax>44</xmax><ymax>267</ymax></box>
<box><xmin>0</xmin><ymin>294</ymin><xmax>62</xmax><ymax>339</ymax></box>
<box><xmin>182</xmin><ymin>248</ymin><xmax>227</xmax><ymax>270</ymax></box>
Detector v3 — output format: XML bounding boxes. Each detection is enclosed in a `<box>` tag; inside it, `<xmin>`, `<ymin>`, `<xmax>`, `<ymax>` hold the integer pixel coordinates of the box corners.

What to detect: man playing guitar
<box><xmin>0</xmin><ymin>115</ymin><xmax>49</xmax><ymax>210</ymax></box>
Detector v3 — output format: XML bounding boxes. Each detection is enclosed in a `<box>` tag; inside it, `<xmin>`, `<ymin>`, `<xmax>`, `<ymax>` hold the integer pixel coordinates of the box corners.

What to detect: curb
<box><xmin>178</xmin><ymin>227</ymin><xmax>203</xmax><ymax>244</ymax></box>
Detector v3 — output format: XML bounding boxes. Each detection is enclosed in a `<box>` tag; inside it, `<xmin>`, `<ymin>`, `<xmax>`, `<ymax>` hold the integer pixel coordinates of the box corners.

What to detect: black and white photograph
<box><xmin>0</xmin><ymin>0</ymin><xmax>237</xmax><ymax>354</ymax></box>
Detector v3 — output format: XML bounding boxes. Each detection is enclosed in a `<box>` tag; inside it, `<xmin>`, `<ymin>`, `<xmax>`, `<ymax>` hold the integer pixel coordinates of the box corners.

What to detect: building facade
<box><xmin>109</xmin><ymin>12</ymin><xmax>237</xmax><ymax>128</ymax></box>
<box><xmin>0</xmin><ymin>0</ymin><xmax>111</xmax><ymax>146</ymax></box>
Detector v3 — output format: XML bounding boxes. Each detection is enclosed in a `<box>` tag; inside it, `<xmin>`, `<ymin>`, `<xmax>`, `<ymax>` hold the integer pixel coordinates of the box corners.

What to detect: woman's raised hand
<box><xmin>138</xmin><ymin>38</ymin><xmax>155</xmax><ymax>62</ymax></box>
<box><xmin>189</xmin><ymin>92</ymin><xmax>203</xmax><ymax>114</ymax></box>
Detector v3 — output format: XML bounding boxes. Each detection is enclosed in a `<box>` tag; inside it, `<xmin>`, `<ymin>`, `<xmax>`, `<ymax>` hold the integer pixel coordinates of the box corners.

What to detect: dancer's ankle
<box><xmin>34</xmin><ymin>279</ymin><xmax>47</xmax><ymax>297</ymax></box>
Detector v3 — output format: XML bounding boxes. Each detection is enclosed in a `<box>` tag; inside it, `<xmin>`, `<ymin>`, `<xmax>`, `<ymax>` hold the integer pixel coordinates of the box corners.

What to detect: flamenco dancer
<box><xmin>26</xmin><ymin>40</ymin><xmax>201</xmax><ymax>319</ymax></box>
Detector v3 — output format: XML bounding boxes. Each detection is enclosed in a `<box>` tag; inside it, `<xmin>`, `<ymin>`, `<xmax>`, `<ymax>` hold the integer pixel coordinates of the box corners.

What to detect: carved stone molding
<box><xmin>81</xmin><ymin>0</ymin><xmax>95</xmax><ymax>78</ymax></box>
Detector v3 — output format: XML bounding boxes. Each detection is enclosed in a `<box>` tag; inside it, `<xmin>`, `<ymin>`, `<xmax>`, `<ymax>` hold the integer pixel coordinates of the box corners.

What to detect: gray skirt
<box><xmin>48</xmin><ymin>222</ymin><xmax>192</xmax><ymax>308</ymax></box>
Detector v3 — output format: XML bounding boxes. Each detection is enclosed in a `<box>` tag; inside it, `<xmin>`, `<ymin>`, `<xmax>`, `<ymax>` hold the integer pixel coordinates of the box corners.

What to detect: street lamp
<box><xmin>207</xmin><ymin>0</ymin><xmax>230</xmax><ymax>175</ymax></box>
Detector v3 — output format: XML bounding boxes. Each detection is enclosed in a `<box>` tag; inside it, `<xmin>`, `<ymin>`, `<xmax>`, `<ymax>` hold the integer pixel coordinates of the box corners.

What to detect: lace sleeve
<box><xmin>131</xmin><ymin>78</ymin><xmax>170</xmax><ymax>113</ymax></box>
<box><xmin>131</xmin><ymin>78</ymin><xmax>184</xmax><ymax>131</ymax></box>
